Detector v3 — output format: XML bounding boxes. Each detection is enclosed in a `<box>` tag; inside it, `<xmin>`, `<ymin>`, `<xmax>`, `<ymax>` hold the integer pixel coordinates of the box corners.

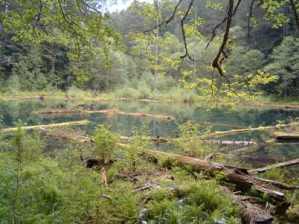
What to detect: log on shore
<box><xmin>143</xmin><ymin>150</ymin><xmax>293</xmax><ymax>214</ymax></box>
<box><xmin>0</xmin><ymin>120</ymin><xmax>90</xmax><ymax>133</ymax></box>
<box><xmin>203</xmin><ymin>121</ymin><xmax>299</xmax><ymax>138</ymax></box>
<box><xmin>249</xmin><ymin>158</ymin><xmax>299</xmax><ymax>174</ymax></box>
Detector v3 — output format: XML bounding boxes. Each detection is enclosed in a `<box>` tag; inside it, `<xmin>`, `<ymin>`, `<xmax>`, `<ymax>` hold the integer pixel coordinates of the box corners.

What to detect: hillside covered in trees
<box><xmin>1</xmin><ymin>0</ymin><xmax>299</xmax><ymax>224</ymax></box>
<box><xmin>0</xmin><ymin>0</ymin><xmax>298</xmax><ymax>97</ymax></box>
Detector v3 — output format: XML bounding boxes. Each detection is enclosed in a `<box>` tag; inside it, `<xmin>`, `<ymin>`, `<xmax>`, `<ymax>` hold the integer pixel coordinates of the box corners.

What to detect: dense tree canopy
<box><xmin>0</xmin><ymin>0</ymin><xmax>298</xmax><ymax>96</ymax></box>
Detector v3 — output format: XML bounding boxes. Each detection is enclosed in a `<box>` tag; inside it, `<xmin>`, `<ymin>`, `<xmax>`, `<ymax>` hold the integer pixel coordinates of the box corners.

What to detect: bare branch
<box><xmin>180</xmin><ymin>0</ymin><xmax>194</xmax><ymax>60</ymax></box>
<box><xmin>144</xmin><ymin>0</ymin><xmax>184</xmax><ymax>33</ymax></box>
<box><xmin>211</xmin><ymin>0</ymin><xmax>242</xmax><ymax>76</ymax></box>
<box><xmin>206</xmin><ymin>0</ymin><xmax>242</xmax><ymax>48</ymax></box>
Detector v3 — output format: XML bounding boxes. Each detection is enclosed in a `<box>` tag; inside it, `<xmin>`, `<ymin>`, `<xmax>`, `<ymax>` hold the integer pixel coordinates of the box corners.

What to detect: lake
<box><xmin>1</xmin><ymin>99</ymin><xmax>299</xmax><ymax>172</ymax></box>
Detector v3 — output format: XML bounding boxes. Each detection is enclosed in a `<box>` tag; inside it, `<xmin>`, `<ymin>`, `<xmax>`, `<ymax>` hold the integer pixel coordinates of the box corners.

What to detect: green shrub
<box><xmin>146</xmin><ymin>180</ymin><xmax>239</xmax><ymax>224</ymax></box>
<box><xmin>94</xmin><ymin>125</ymin><xmax>119</xmax><ymax>161</ymax></box>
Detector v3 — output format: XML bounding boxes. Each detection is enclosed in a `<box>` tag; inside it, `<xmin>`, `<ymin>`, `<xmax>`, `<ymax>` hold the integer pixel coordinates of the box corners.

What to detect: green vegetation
<box><xmin>1</xmin><ymin>0</ymin><xmax>299</xmax><ymax>223</ymax></box>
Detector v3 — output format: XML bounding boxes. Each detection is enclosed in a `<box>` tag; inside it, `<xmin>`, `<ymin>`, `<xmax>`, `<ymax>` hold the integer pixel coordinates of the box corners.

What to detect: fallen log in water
<box><xmin>2</xmin><ymin>95</ymin><xmax>46</xmax><ymax>101</ymax></box>
<box><xmin>0</xmin><ymin>120</ymin><xmax>90</xmax><ymax>133</ymax></box>
<box><xmin>249</xmin><ymin>158</ymin><xmax>299</xmax><ymax>174</ymax></box>
<box><xmin>120</xmin><ymin>135</ymin><xmax>257</xmax><ymax>146</ymax></box>
<box><xmin>204</xmin><ymin>139</ymin><xmax>257</xmax><ymax>146</ymax></box>
<box><xmin>203</xmin><ymin>121</ymin><xmax>299</xmax><ymax>138</ymax></box>
<box><xmin>36</xmin><ymin>108</ymin><xmax>175</xmax><ymax>121</ymax></box>
<box><xmin>273</xmin><ymin>132</ymin><xmax>299</xmax><ymax>142</ymax></box>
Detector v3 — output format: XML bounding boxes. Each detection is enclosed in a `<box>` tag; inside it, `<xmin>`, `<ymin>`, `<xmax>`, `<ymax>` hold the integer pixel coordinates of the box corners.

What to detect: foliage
<box><xmin>0</xmin><ymin>130</ymin><xmax>103</xmax><ymax>223</ymax></box>
<box><xmin>263</xmin><ymin>36</ymin><xmax>299</xmax><ymax>96</ymax></box>
<box><xmin>94</xmin><ymin>181</ymin><xmax>139</xmax><ymax>224</ymax></box>
<box><xmin>94</xmin><ymin>125</ymin><xmax>119</xmax><ymax>161</ymax></box>
<box><xmin>175</xmin><ymin>121</ymin><xmax>213</xmax><ymax>158</ymax></box>
<box><xmin>146</xmin><ymin>180</ymin><xmax>240</xmax><ymax>224</ymax></box>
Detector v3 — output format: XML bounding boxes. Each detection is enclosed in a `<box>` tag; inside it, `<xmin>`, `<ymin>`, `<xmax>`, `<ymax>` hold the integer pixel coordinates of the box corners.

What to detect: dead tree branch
<box><xmin>211</xmin><ymin>0</ymin><xmax>242</xmax><ymax>76</ymax></box>
<box><xmin>144</xmin><ymin>0</ymin><xmax>184</xmax><ymax>33</ymax></box>
<box><xmin>180</xmin><ymin>0</ymin><xmax>194</xmax><ymax>60</ymax></box>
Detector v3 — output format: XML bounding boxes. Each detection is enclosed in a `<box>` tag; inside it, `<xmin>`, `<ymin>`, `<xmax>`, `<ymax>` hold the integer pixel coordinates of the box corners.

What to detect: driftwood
<box><xmin>249</xmin><ymin>158</ymin><xmax>299</xmax><ymax>174</ymax></box>
<box><xmin>203</xmin><ymin>121</ymin><xmax>299</xmax><ymax>138</ymax></box>
<box><xmin>0</xmin><ymin>120</ymin><xmax>90</xmax><ymax>133</ymax></box>
<box><xmin>36</xmin><ymin>108</ymin><xmax>175</xmax><ymax>121</ymax></box>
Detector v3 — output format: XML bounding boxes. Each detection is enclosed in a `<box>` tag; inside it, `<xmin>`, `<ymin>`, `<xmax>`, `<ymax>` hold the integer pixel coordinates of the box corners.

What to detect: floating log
<box><xmin>249</xmin><ymin>158</ymin><xmax>299</xmax><ymax>174</ymax></box>
<box><xmin>120</xmin><ymin>135</ymin><xmax>256</xmax><ymax>146</ymax></box>
<box><xmin>36</xmin><ymin>108</ymin><xmax>175</xmax><ymax>121</ymax></box>
<box><xmin>273</xmin><ymin>132</ymin><xmax>299</xmax><ymax>142</ymax></box>
<box><xmin>0</xmin><ymin>120</ymin><xmax>90</xmax><ymax>133</ymax></box>
<box><xmin>203</xmin><ymin>121</ymin><xmax>299</xmax><ymax>138</ymax></box>
<box><xmin>204</xmin><ymin>139</ymin><xmax>257</xmax><ymax>146</ymax></box>
<box><xmin>37</xmin><ymin>109</ymin><xmax>80</xmax><ymax>115</ymax></box>
<box><xmin>2</xmin><ymin>95</ymin><xmax>46</xmax><ymax>101</ymax></box>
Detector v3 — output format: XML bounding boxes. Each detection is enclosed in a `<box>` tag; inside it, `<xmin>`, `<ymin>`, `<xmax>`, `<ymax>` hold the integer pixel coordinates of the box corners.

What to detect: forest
<box><xmin>0</xmin><ymin>0</ymin><xmax>299</xmax><ymax>223</ymax></box>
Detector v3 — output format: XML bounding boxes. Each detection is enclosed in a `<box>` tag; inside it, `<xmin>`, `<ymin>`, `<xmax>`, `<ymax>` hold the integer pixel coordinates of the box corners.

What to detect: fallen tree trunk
<box><xmin>203</xmin><ymin>121</ymin><xmax>299</xmax><ymax>138</ymax></box>
<box><xmin>204</xmin><ymin>139</ymin><xmax>257</xmax><ymax>146</ymax></box>
<box><xmin>36</xmin><ymin>108</ymin><xmax>175</xmax><ymax>121</ymax></box>
<box><xmin>274</xmin><ymin>132</ymin><xmax>299</xmax><ymax>142</ymax></box>
<box><xmin>0</xmin><ymin>120</ymin><xmax>90</xmax><ymax>133</ymax></box>
<box><xmin>120</xmin><ymin>135</ymin><xmax>256</xmax><ymax>146</ymax></box>
<box><xmin>249</xmin><ymin>158</ymin><xmax>299</xmax><ymax>174</ymax></box>
<box><xmin>142</xmin><ymin>150</ymin><xmax>291</xmax><ymax>214</ymax></box>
